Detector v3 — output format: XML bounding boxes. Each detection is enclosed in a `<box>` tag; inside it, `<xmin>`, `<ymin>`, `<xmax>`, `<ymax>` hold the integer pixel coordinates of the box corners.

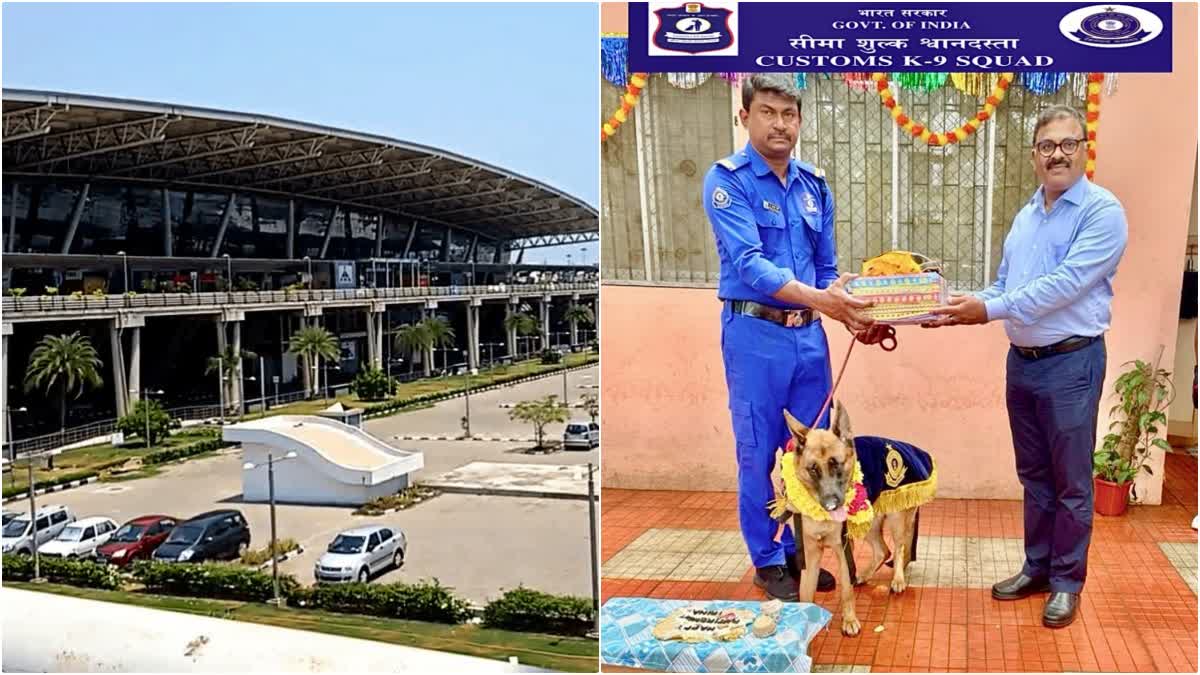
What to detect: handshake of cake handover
<box><xmin>846</xmin><ymin>250</ymin><xmax>948</xmax><ymax>325</ymax></box>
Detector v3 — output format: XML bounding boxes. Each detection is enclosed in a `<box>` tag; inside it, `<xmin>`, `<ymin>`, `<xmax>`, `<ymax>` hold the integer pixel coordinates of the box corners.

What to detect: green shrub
<box><xmin>239</xmin><ymin>538</ymin><xmax>300</xmax><ymax>566</ymax></box>
<box><xmin>351</xmin><ymin>366</ymin><xmax>395</xmax><ymax>401</ymax></box>
<box><xmin>131</xmin><ymin>560</ymin><xmax>298</xmax><ymax>602</ymax></box>
<box><xmin>353</xmin><ymin>485</ymin><xmax>439</xmax><ymax>515</ymax></box>
<box><xmin>144</xmin><ymin>438</ymin><xmax>225</xmax><ymax>465</ymax></box>
<box><xmin>116</xmin><ymin>399</ymin><xmax>174</xmax><ymax>447</ymax></box>
<box><xmin>539</xmin><ymin>349</ymin><xmax>563</xmax><ymax>365</ymax></box>
<box><xmin>288</xmin><ymin>579</ymin><xmax>473</xmax><ymax>624</ymax></box>
<box><xmin>1</xmin><ymin>553</ymin><xmax>122</xmax><ymax>590</ymax></box>
<box><xmin>482</xmin><ymin>587</ymin><xmax>593</xmax><ymax>636</ymax></box>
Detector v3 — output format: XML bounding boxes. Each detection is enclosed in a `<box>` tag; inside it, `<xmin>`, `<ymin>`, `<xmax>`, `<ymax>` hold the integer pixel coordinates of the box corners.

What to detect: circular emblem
<box><xmin>711</xmin><ymin>186</ymin><xmax>731</xmax><ymax>210</ymax></box>
<box><xmin>1059</xmin><ymin>4</ymin><xmax>1163</xmax><ymax>48</ymax></box>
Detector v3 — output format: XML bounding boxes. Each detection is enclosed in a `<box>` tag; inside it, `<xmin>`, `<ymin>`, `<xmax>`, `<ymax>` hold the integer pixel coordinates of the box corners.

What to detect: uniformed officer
<box><xmin>703</xmin><ymin>74</ymin><xmax>881</xmax><ymax>601</ymax></box>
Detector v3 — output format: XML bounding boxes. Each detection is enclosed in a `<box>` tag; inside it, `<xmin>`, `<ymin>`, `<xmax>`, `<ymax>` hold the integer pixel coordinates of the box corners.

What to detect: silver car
<box><xmin>563</xmin><ymin>421</ymin><xmax>599</xmax><ymax>449</ymax></box>
<box><xmin>314</xmin><ymin>525</ymin><xmax>406</xmax><ymax>584</ymax></box>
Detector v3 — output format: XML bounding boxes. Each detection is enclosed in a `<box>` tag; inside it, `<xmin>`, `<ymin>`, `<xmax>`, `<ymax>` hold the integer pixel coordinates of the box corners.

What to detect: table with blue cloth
<box><xmin>601</xmin><ymin>597</ymin><xmax>832</xmax><ymax>673</ymax></box>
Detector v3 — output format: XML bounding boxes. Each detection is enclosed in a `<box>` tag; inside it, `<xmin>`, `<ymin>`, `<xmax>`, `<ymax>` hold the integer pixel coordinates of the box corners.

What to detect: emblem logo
<box><xmin>712</xmin><ymin>186</ymin><xmax>731</xmax><ymax>209</ymax></box>
<box><xmin>884</xmin><ymin>444</ymin><xmax>908</xmax><ymax>488</ymax></box>
<box><xmin>650</xmin><ymin>2</ymin><xmax>736</xmax><ymax>55</ymax></box>
<box><xmin>1059</xmin><ymin>4</ymin><xmax>1164</xmax><ymax>48</ymax></box>
<box><xmin>803</xmin><ymin>192</ymin><xmax>819</xmax><ymax>214</ymax></box>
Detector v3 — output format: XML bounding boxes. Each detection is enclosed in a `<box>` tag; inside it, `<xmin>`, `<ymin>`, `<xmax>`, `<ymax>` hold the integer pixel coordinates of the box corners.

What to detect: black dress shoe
<box><xmin>787</xmin><ymin>555</ymin><xmax>836</xmax><ymax>592</ymax></box>
<box><xmin>754</xmin><ymin>565</ymin><xmax>799</xmax><ymax>601</ymax></box>
<box><xmin>1043</xmin><ymin>592</ymin><xmax>1080</xmax><ymax>628</ymax></box>
<box><xmin>991</xmin><ymin>572</ymin><xmax>1051</xmax><ymax>600</ymax></box>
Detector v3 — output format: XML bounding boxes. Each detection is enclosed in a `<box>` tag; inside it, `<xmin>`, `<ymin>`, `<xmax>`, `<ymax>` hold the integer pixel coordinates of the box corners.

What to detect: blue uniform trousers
<box><xmin>721</xmin><ymin>305</ymin><xmax>833</xmax><ymax>569</ymax></box>
<box><xmin>1006</xmin><ymin>338</ymin><xmax>1106</xmax><ymax>594</ymax></box>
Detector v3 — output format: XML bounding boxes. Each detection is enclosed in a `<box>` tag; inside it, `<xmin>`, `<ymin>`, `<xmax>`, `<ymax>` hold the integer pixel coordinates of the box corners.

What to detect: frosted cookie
<box><xmin>652</xmin><ymin>605</ymin><xmax>756</xmax><ymax>642</ymax></box>
<box><xmin>760</xmin><ymin>599</ymin><xmax>783</xmax><ymax>619</ymax></box>
<box><xmin>751</xmin><ymin>613</ymin><xmax>778</xmax><ymax>638</ymax></box>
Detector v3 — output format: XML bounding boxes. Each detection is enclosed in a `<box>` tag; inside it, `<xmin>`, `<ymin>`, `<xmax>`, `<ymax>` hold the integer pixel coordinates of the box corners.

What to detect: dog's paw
<box><xmin>853</xmin><ymin>573</ymin><xmax>870</xmax><ymax>586</ymax></box>
<box><xmin>890</xmin><ymin>576</ymin><xmax>908</xmax><ymax>594</ymax></box>
<box><xmin>841</xmin><ymin>615</ymin><xmax>862</xmax><ymax>636</ymax></box>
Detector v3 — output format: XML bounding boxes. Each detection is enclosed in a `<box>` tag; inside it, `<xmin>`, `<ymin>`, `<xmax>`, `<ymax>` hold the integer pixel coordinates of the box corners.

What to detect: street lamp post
<box><xmin>131</xmin><ymin>389</ymin><xmax>165</xmax><ymax>448</ymax></box>
<box><xmin>217</xmin><ymin>356</ymin><xmax>225</xmax><ymax>425</ymax></box>
<box><xmin>243</xmin><ymin>451</ymin><xmax>298</xmax><ymax>607</ymax></box>
<box><xmin>461</xmin><ymin>350</ymin><xmax>473</xmax><ymax>438</ymax></box>
<box><xmin>6</xmin><ymin>406</ymin><xmax>28</xmax><ymax>489</ymax></box>
<box><xmin>117</xmin><ymin>250</ymin><xmax>129</xmax><ymax>294</ymax></box>
<box><xmin>258</xmin><ymin>357</ymin><xmax>267</xmax><ymax>419</ymax></box>
<box><xmin>29</xmin><ymin>458</ymin><xmax>42</xmax><ymax>583</ymax></box>
<box><xmin>562</xmin><ymin>351</ymin><xmax>569</xmax><ymax>406</ymax></box>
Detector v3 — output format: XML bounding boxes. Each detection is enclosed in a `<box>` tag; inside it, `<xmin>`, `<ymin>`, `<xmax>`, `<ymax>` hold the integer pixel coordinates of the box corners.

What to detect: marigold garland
<box><xmin>601</xmin><ymin>72</ymin><xmax>647</xmax><ymax>143</ymax></box>
<box><xmin>1085</xmin><ymin>72</ymin><xmax>1102</xmax><ymax>180</ymax></box>
<box><xmin>873</xmin><ymin>72</ymin><xmax>1014</xmax><ymax>146</ymax></box>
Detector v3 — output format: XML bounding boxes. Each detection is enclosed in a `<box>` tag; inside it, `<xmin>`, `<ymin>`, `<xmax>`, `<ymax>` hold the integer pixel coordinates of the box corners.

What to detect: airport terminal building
<box><xmin>1</xmin><ymin>90</ymin><xmax>598</xmax><ymax>442</ymax></box>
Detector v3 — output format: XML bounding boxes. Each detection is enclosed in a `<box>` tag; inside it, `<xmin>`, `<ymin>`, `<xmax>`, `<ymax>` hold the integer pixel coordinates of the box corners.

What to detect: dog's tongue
<box><xmin>829</xmin><ymin>506</ymin><xmax>848</xmax><ymax>522</ymax></box>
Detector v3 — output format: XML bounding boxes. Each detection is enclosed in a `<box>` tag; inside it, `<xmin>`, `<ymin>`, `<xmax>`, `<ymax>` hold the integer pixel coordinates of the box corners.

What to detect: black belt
<box><xmin>1012</xmin><ymin>335</ymin><xmax>1101</xmax><ymax>360</ymax></box>
<box><xmin>726</xmin><ymin>300</ymin><xmax>820</xmax><ymax>328</ymax></box>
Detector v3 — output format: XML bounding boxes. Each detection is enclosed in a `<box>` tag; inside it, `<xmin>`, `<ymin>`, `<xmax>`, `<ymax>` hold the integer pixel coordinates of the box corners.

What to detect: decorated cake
<box><xmin>651</xmin><ymin>604</ymin><xmax>757</xmax><ymax>643</ymax></box>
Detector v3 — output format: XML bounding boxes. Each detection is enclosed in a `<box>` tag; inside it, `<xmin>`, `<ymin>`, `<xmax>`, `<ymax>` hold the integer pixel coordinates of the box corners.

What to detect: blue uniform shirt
<box><xmin>976</xmin><ymin>176</ymin><xmax>1128</xmax><ymax>347</ymax></box>
<box><xmin>703</xmin><ymin>142</ymin><xmax>840</xmax><ymax>308</ymax></box>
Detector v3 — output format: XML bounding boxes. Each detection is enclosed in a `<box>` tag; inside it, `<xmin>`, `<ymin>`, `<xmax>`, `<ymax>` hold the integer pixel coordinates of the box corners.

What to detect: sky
<box><xmin>1</xmin><ymin>1</ymin><xmax>599</xmax><ymax>265</ymax></box>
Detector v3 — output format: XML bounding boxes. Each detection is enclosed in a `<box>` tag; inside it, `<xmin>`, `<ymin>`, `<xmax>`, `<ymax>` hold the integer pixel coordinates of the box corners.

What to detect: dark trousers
<box><xmin>1005</xmin><ymin>338</ymin><xmax>1106</xmax><ymax>594</ymax></box>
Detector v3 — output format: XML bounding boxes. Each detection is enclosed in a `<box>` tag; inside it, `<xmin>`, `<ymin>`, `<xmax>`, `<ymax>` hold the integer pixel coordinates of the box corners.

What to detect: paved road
<box><xmin>366</xmin><ymin>365</ymin><xmax>598</xmax><ymax>440</ymax></box>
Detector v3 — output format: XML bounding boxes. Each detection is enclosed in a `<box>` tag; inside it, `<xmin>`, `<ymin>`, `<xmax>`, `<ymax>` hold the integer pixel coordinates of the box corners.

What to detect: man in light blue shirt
<box><xmin>928</xmin><ymin>105</ymin><xmax>1128</xmax><ymax>629</ymax></box>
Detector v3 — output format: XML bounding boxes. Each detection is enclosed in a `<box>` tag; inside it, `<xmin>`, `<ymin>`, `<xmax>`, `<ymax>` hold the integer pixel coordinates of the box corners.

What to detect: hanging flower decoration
<box><xmin>873</xmin><ymin>72</ymin><xmax>1015</xmax><ymax>146</ymax></box>
<box><xmin>1085</xmin><ymin>72</ymin><xmax>1103</xmax><ymax>179</ymax></box>
<box><xmin>602</xmin><ymin>73</ymin><xmax>648</xmax><ymax>143</ymax></box>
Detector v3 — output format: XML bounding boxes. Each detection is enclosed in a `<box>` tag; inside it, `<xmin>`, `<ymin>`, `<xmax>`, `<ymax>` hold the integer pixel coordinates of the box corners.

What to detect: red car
<box><xmin>97</xmin><ymin>515</ymin><xmax>178</xmax><ymax>566</ymax></box>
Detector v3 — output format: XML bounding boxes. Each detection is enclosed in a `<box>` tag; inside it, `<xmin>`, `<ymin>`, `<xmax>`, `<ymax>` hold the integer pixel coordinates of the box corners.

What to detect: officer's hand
<box><xmin>815</xmin><ymin>273</ymin><xmax>875</xmax><ymax>333</ymax></box>
<box><xmin>928</xmin><ymin>293</ymin><xmax>988</xmax><ymax>325</ymax></box>
<box><xmin>849</xmin><ymin>323</ymin><xmax>892</xmax><ymax>345</ymax></box>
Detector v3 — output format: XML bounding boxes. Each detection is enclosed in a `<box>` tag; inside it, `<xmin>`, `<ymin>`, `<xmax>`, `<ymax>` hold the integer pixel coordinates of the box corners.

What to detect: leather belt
<box><xmin>727</xmin><ymin>300</ymin><xmax>820</xmax><ymax>328</ymax></box>
<box><xmin>1012</xmin><ymin>335</ymin><xmax>1101</xmax><ymax>360</ymax></box>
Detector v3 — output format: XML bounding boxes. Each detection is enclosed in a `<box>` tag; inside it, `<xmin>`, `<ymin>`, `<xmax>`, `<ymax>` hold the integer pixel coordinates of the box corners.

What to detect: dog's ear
<box><xmin>831</xmin><ymin>401</ymin><xmax>853</xmax><ymax>445</ymax></box>
<box><xmin>783</xmin><ymin>408</ymin><xmax>809</xmax><ymax>444</ymax></box>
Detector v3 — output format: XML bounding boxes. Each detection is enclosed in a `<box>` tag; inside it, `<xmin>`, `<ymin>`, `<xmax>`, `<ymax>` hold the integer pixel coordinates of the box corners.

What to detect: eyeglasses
<box><xmin>1034</xmin><ymin>137</ymin><xmax>1086</xmax><ymax>157</ymax></box>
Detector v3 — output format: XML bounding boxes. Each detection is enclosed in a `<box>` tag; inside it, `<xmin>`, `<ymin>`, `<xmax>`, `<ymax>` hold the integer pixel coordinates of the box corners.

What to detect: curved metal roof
<box><xmin>1</xmin><ymin>89</ymin><xmax>597</xmax><ymax>243</ymax></box>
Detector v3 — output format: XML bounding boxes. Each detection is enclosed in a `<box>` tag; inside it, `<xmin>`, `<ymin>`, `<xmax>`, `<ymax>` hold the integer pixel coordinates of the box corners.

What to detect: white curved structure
<box><xmin>224</xmin><ymin>415</ymin><xmax>423</xmax><ymax>506</ymax></box>
<box><xmin>2</xmin><ymin>587</ymin><xmax>548</xmax><ymax>672</ymax></box>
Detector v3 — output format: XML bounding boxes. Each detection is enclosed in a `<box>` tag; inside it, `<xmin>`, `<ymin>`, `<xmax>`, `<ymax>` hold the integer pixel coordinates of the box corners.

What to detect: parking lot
<box><xmin>7</xmin><ymin>365</ymin><xmax>599</xmax><ymax>605</ymax></box>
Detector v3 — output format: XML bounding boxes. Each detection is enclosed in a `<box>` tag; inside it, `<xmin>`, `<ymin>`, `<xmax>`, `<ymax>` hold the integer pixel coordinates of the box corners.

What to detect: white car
<box><xmin>38</xmin><ymin>517</ymin><xmax>118</xmax><ymax>559</ymax></box>
<box><xmin>2</xmin><ymin>505</ymin><xmax>75</xmax><ymax>555</ymax></box>
<box><xmin>563</xmin><ymin>421</ymin><xmax>599</xmax><ymax>449</ymax></box>
<box><xmin>314</xmin><ymin>525</ymin><xmax>406</xmax><ymax>583</ymax></box>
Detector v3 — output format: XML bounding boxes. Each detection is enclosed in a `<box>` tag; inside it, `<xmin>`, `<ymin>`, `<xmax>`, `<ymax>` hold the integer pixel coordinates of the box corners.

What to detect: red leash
<box><xmin>811</xmin><ymin>337</ymin><xmax>858</xmax><ymax>428</ymax></box>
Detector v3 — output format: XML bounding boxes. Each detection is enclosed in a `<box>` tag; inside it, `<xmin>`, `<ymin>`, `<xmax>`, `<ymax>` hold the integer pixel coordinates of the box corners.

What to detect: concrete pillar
<box><xmin>287</xmin><ymin>199</ymin><xmax>296</xmax><ymax>259</ymax></box>
<box><xmin>2</xmin><ymin>323</ymin><xmax>10</xmax><ymax>447</ymax></box>
<box><xmin>420</xmin><ymin>307</ymin><xmax>433</xmax><ymax>377</ymax></box>
<box><xmin>365</xmin><ymin>306</ymin><xmax>383</xmax><ymax>370</ymax></box>
<box><xmin>109</xmin><ymin>320</ymin><xmax>128</xmax><ymax>418</ymax></box>
<box><xmin>539</xmin><ymin>296</ymin><xmax>551</xmax><ymax>353</ymax></box>
<box><xmin>60</xmin><ymin>183</ymin><xmax>91</xmax><ymax>254</ymax></box>
<box><xmin>466</xmin><ymin>301</ymin><xmax>480</xmax><ymax>371</ymax></box>
<box><xmin>505</xmin><ymin>300</ymin><xmax>518</xmax><ymax>360</ymax></box>
<box><xmin>569</xmin><ymin>317</ymin><xmax>578</xmax><ymax>348</ymax></box>
<box><xmin>127</xmin><ymin>326</ymin><xmax>142</xmax><ymax>405</ymax></box>
<box><xmin>161</xmin><ymin>188</ymin><xmax>173</xmax><ymax>257</ymax></box>
<box><xmin>231</xmin><ymin>320</ymin><xmax>243</xmax><ymax>412</ymax></box>
<box><xmin>7</xmin><ymin>182</ymin><xmax>19</xmax><ymax>254</ymax></box>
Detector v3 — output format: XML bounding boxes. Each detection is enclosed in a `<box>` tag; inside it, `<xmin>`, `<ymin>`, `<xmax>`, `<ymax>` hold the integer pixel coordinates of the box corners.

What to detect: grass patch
<box><xmin>239</xmin><ymin>538</ymin><xmax>301</xmax><ymax>566</ymax></box>
<box><xmin>6</xmin><ymin>582</ymin><xmax>597</xmax><ymax>672</ymax></box>
<box><xmin>353</xmin><ymin>485</ymin><xmax>441</xmax><ymax>515</ymax></box>
<box><xmin>262</xmin><ymin>353</ymin><xmax>597</xmax><ymax>420</ymax></box>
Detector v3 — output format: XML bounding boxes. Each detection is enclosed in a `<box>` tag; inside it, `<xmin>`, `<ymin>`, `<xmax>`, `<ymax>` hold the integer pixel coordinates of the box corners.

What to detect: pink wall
<box><xmin>600</xmin><ymin>3</ymin><xmax>1198</xmax><ymax>503</ymax></box>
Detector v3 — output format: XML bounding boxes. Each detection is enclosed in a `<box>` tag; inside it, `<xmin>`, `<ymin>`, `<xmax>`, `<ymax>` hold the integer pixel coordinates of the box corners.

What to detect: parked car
<box><xmin>1</xmin><ymin>505</ymin><xmax>75</xmax><ymax>555</ymax></box>
<box><xmin>563</xmin><ymin>421</ymin><xmax>599</xmax><ymax>449</ymax></box>
<box><xmin>97</xmin><ymin>515</ymin><xmax>178</xmax><ymax>566</ymax></box>
<box><xmin>38</xmin><ymin>517</ymin><xmax>119</xmax><ymax>558</ymax></box>
<box><xmin>314</xmin><ymin>525</ymin><xmax>406</xmax><ymax>583</ymax></box>
<box><xmin>2</xmin><ymin>510</ymin><xmax>19</xmax><ymax>526</ymax></box>
<box><xmin>152</xmin><ymin>510</ymin><xmax>250</xmax><ymax>563</ymax></box>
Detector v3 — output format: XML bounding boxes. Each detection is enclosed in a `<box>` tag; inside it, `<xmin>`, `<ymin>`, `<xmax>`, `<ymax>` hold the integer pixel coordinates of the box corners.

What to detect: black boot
<box><xmin>753</xmin><ymin>565</ymin><xmax>799</xmax><ymax>601</ymax></box>
<box><xmin>787</xmin><ymin>555</ymin><xmax>836</xmax><ymax>592</ymax></box>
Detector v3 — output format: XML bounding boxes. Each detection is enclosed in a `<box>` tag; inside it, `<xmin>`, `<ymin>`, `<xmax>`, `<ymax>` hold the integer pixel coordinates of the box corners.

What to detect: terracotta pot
<box><xmin>1094</xmin><ymin>477</ymin><xmax>1132</xmax><ymax>516</ymax></box>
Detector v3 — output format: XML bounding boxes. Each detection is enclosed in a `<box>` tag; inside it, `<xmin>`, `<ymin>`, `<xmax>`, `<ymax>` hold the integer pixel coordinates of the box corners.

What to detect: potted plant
<box><xmin>1093</xmin><ymin>357</ymin><xmax>1174</xmax><ymax>516</ymax></box>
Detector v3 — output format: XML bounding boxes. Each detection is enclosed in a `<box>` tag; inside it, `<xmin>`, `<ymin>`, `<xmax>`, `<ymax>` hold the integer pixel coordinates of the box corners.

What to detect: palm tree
<box><xmin>504</xmin><ymin>312</ymin><xmax>538</xmax><ymax>359</ymax></box>
<box><xmin>421</xmin><ymin>316</ymin><xmax>456</xmax><ymax>374</ymax></box>
<box><xmin>288</xmin><ymin>326</ymin><xmax>339</xmax><ymax>398</ymax></box>
<box><xmin>204</xmin><ymin>345</ymin><xmax>258</xmax><ymax>413</ymax></box>
<box><xmin>23</xmin><ymin>332</ymin><xmax>104</xmax><ymax>435</ymax></box>
<box><xmin>563</xmin><ymin>304</ymin><xmax>595</xmax><ymax>347</ymax></box>
<box><xmin>393</xmin><ymin>323</ymin><xmax>431</xmax><ymax>376</ymax></box>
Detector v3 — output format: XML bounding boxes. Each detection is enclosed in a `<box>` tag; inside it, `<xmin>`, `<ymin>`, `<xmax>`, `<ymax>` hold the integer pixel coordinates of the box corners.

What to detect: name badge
<box><xmin>762</xmin><ymin>200</ymin><xmax>782</xmax><ymax>214</ymax></box>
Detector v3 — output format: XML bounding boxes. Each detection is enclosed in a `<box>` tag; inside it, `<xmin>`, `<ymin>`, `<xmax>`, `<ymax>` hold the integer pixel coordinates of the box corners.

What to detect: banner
<box><xmin>629</xmin><ymin>2</ymin><xmax>1172</xmax><ymax>73</ymax></box>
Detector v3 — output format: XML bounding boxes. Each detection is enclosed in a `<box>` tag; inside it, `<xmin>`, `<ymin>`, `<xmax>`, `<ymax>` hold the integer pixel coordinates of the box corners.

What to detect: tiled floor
<box><xmin>602</xmin><ymin>452</ymin><xmax>1199</xmax><ymax>672</ymax></box>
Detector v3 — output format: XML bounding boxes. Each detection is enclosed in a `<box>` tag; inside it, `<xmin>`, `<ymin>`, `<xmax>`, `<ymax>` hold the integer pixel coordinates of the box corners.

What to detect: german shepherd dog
<box><xmin>782</xmin><ymin>403</ymin><xmax>920</xmax><ymax>637</ymax></box>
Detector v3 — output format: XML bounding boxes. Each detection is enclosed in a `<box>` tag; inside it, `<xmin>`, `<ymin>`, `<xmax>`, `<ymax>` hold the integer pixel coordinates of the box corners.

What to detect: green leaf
<box><xmin>1151</xmin><ymin>438</ymin><xmax>1172</xmax><ymax>451</ymax></box>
